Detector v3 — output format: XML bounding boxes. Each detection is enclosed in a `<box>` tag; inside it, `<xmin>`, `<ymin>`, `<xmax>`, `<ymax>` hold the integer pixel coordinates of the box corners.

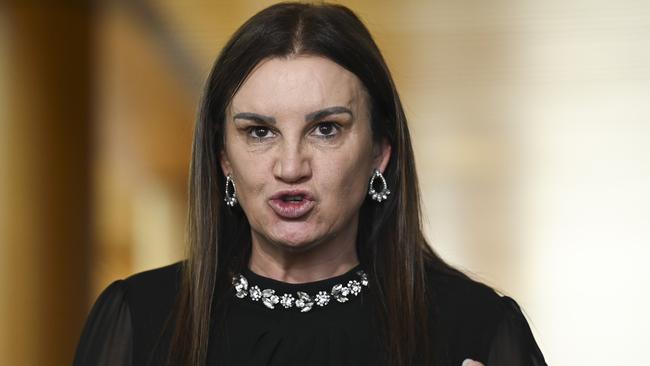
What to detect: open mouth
<box><xmin>269</xmin><ymin>191</ymin><xmax>315</xmax><ymax>219</ymax></box>
<box><xmin>281</xmin><ymin>194</ymin><xmax>305</xmax><ymax>202</ymax></box>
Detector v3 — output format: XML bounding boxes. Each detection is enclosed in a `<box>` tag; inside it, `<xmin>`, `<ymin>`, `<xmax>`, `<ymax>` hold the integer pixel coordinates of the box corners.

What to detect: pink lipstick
<box><xmin>268</xmin><ymin>190</ymin><xmax>315</xmax><ymax>219</ymax></box>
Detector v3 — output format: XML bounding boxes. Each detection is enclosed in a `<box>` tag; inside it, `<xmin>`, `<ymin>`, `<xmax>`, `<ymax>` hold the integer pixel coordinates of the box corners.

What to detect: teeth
<box><xmin>282</xmin><ymin>195</ymin><xmax>303</xmax><ymax>202</ymax></box>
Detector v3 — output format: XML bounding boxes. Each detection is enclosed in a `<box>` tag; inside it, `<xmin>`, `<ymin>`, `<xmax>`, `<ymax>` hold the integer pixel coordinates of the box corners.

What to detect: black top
<box><xmin>73</xmin><ymin>262</ymin><xmax>547</xmax><ymax>366</ymax></box>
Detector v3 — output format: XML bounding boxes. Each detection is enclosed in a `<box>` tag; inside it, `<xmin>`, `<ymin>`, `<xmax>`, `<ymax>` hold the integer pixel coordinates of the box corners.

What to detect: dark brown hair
<box><xmin>168</xmin><ymin>3</ymin><xmax>464</xmax><ymax>365</ymax></box>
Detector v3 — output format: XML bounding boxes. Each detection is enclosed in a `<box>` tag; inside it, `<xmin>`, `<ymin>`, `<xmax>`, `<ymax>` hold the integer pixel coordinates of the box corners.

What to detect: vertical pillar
<box><xmin>0</xmin><ymin>3</ymin><xmax>93</xmax><ymax>365</ymax></box>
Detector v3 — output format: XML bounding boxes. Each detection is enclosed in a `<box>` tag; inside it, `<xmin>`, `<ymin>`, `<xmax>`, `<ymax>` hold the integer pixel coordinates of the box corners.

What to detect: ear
<box><xmin>219</xmin><ymin>149</ymin><xmax>232</xmax><ymax>176</ymax></box>
<box><xmin>373</xmin><ymin>138</ymin><xmax>392</xmax><ymax>173</ymax></box>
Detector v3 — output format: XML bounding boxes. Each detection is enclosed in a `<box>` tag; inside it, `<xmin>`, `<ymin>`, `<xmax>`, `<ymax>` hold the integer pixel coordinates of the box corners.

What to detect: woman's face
<box><xmin>221</xmin><ymin>56</ymin><xmax>390</xmax><ymax>252</ymax></box>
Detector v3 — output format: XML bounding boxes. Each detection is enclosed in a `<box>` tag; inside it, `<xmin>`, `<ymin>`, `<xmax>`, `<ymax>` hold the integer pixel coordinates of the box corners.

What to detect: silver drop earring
<box><xmin>224</xmin><ymin>174</ymin><xmax>238</xmax><ymax>207</ymax></box>
<box><xmin>368</xmin><ymin>169</ymin><xmax>390</xmax><ymax>202</ymax></box>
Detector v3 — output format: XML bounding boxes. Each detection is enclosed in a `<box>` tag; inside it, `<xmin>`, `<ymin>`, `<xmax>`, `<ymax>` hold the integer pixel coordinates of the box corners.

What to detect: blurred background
<box><xmin>1</xmin><ymin>1</ymin><xmax>649</xmax><ymax>365</ymax></box>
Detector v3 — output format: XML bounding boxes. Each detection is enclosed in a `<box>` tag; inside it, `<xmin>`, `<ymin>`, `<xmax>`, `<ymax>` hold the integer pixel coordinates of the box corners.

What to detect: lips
<box><xmin>268</xmin><ymin>190</ymin><xmax>316</xmax><ymax>219</ymax></box>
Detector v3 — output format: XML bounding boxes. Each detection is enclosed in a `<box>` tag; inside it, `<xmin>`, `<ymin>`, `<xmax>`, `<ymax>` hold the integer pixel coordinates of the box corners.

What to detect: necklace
<box><xmin>232</xmin><ymin>269</ymin><xmax>369</xmax><ymax>313</ymax></box>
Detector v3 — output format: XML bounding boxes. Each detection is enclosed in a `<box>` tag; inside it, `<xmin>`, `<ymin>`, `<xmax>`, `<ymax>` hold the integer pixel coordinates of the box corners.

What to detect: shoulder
<box><xmin>94</xmin><ymin>261</ymin><xmax>183</xmax><ymax>311</ymax></box>
<box><xmin>75</xmin><ymin>262</ymin><xmax>184</xmax><ymax>365</ymax></box>
<box><xmin>119</xmin><ymin>261</ymin><xmax>183</xmax><ymax>332</ymax></box>
<box><xmin>89</xmin><ymin>261</ymin><xmax>183</xmax><ymax>317</ymax></box>
<box><xmin>119</xmin><ymin>262</ymin><xmax>184</xmax><ymax>364</ymax></box>
<box><xmin>424</xmin><ymin>264</ymin><xmax>510</xmax><ymax>363</ymax></box>
<box><xmin>427</xmin><ymin>267</ymin><xmax>504</xmax><ymax>322</ymax></box>
<box><xmin>121</xmin><ymin>261</ymin><xmax>183</xmax><ymax>305</ymax></box>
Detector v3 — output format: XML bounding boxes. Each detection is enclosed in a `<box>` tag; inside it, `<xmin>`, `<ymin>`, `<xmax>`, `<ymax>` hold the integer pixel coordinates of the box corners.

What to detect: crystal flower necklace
<box><xmin>232</xmin><ymin>269</ymin><xmax>369</xmax><ymax>313</ymax></box>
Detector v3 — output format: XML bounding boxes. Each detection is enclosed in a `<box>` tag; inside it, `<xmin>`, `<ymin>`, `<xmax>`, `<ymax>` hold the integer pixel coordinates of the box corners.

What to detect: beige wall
<box><xmin>1</xmin><ymin>1</ymin><xmax>650</xmax><ymax>365</ymax></box>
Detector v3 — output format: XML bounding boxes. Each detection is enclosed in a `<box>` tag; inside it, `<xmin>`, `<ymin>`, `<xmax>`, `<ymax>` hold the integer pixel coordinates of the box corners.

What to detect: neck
<box><xmin>248</xmin><ymin>227</ymin><xmax>359</xmax><ymax>284</ymax></box>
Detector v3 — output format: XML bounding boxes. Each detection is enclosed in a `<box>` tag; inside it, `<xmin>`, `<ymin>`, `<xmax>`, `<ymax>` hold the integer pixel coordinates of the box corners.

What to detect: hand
<box><xmin>462</xmin><ymin>359</ymin><xmax>485</xmax><ymax>366</ymax></box>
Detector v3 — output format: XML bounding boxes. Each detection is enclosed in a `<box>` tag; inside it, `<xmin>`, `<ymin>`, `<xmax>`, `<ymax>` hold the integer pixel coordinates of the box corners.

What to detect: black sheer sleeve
<box><xmin>73</xmin><ymin>280</ymin><xmax>133</xmax><ymax>366</ymax></box>
<box><xmin>487</xmin><ymin>296</ymin><xmax>547</xmax><ymax>366</ymax></box>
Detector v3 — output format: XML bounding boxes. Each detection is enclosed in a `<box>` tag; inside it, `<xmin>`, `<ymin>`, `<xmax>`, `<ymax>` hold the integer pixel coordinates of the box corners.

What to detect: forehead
<box><xmin>230</xmin><ymin>56</ymin><xmax>366</xmax><ymax>115</ymax></box>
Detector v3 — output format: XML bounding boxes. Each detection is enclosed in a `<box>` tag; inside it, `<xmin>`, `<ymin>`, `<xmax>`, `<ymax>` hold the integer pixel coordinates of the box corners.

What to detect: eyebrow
<box><xmin>305</xmin><ymin>106</ymin><xmax>353</xmax><ymax>122</ymax></box>
<box><xmin>232</xmin><ymin>106</ymin><xmax>353</xmax><ymax>124</ymax></box>
<box><xmin>232</xmin><ymin>112</ymin><xmax>276</xmax><ymax>124</ymax></box>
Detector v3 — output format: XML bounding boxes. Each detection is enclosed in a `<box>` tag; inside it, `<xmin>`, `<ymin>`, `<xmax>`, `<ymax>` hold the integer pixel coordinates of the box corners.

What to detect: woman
<box><xmin>74</xmin><ymin>3</ymin><xmax>546</xmax><ymax>366</ymax></box>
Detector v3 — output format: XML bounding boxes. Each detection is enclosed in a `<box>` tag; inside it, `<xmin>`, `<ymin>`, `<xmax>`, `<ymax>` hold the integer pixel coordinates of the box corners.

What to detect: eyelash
<box><xmin>245</xmin><ymin>122</ymin><xmax>341</xmax><ymax>141</ymax></box>
<box><xmin>312</xmin><ymin>121</ymin><xmax>341</xmax><ymax>139</ymax></box>
<box><xmin>246</xmin><ymin>126</ymin><xmax>275</xmax><ymax>140</ymax></box>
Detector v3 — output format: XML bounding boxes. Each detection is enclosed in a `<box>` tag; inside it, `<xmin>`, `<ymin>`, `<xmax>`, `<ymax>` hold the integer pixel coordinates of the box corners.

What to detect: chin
<box><xmin>269</xmin><ymin>230</ymin><xmax>324</xmax><ymax>253</ymax></box>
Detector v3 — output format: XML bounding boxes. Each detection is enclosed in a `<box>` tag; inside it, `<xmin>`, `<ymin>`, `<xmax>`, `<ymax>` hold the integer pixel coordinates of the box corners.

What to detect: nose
<box><xmin>272</xmin><ymin>140</ymin><xmax>312</xmax><ymax>184</ymax></box>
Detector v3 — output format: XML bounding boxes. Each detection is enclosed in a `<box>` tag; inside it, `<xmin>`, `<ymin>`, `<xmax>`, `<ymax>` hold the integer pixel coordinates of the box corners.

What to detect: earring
<box><xmin>368</xmin><ymin>169</ymin><xmax>390</xmax><ymax>202</ymax></box>
<box><xmin>224</xmin><ymin>174</ymin><xmax>238</xmax><ymax>207</ymax></box>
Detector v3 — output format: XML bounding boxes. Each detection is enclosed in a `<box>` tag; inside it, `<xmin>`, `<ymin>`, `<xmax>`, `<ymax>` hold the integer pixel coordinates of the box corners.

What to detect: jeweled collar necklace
<box><xmin>232</xmin><ymin>267</ymin><xmax>369</xmax><ymax>313</ymax></box>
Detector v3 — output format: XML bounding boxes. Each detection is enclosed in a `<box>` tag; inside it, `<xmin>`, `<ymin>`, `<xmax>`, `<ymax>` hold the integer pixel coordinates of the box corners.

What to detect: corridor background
<box><xmin>2</xmin><ymin>1</ymin><xmax>650</xmax><ymax>365</ymax></box>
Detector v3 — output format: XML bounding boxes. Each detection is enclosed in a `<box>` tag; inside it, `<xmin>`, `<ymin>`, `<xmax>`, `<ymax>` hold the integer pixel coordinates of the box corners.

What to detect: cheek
<box><xmin>237</xmin><ymin>164</ymin><xmax>268</xmax><ymax>198</ymax></box>
<box><xmin>231</xmin><ymin>166</ymin><xmax>271</xmax><ymax>230</ymax></box>
<box><xmin>319</xmin><ymin>153</ymin><xmax>373</xmax><ymax>209</ymax></box>
<box><xmin>320</xmin><ymin>134</ymin><xmax>375</xmax><ymax>200</ymax></box>
<box><xmin>226</xmin><ymin>148</ymin><xmax>270</xmax><ymax>205</ymax></box>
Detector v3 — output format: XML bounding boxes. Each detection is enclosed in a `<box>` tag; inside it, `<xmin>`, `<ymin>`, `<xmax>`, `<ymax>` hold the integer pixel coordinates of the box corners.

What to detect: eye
<box><xmin>248</xmin><ymin>126</ymin><xmax>275</xmax><ymax>139</ymax></box>
<box><xmin>312</xmin><ymin>122</ymin><xmax>340</xmax><ymax>138</ymax></box>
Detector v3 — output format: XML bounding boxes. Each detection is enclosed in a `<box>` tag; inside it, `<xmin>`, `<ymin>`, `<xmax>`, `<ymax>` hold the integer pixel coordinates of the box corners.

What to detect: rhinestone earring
<box><xmin>224</xmin><ymin>174</ymin><xmax>238</xmax><ymax>207</ymax></box>
<box><xmin>368</xmin><ymin>169</ymin><xmax>390</xmax><ymax>202</ymax></box>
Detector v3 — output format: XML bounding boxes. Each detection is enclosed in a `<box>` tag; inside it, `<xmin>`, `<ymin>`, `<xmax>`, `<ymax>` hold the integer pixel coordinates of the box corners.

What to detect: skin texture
<box><xmin>462</xmin><ymin>360</ymin><xmax>484</xmax><ymax>366</ymax></box>
<box><xmin>221</xmin><ymin>56</ymin><xmax>391</xmax><ymax>283</ymax></box>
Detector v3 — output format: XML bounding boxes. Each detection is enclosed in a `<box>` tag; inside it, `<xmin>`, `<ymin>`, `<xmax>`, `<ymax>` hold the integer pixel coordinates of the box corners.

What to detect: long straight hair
<box><xmin>168</xmin><ymin>3</ymin><xmax>465</xmax><ymax>366</ymax></box>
